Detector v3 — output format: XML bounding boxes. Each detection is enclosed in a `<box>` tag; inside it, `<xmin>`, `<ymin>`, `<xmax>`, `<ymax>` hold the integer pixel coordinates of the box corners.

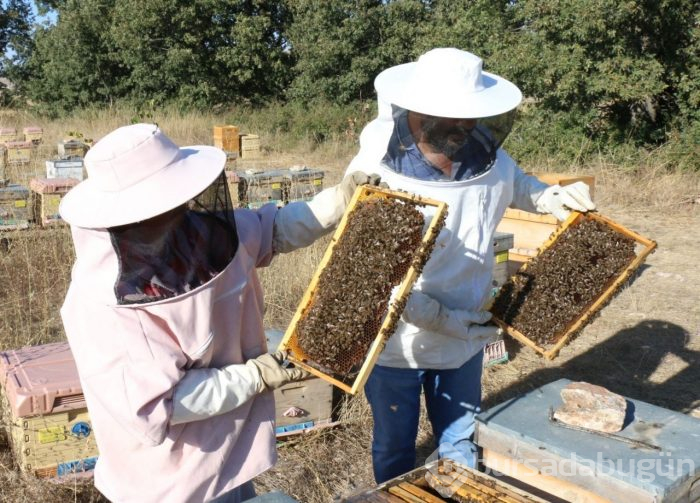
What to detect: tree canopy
<box><xmin>1</xmin><ymin>0</ymin><xmax>698</xmax><ymax>150</ymax></box>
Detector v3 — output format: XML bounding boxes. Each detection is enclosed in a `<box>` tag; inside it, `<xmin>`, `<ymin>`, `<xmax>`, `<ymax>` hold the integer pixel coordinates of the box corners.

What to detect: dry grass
<box><xmin>0</xmin><ymin>111</ymin><xmax>698</xmax><ymax>502</ymax></box>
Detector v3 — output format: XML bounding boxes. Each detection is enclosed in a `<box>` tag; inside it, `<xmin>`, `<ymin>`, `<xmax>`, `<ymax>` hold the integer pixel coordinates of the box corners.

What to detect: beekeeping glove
<box><xmin>273</xmin><ymin>171</ymin><xmax>384</xmax><ymax>253</ymax></box>
<box><xmin>245</xmin><ymin>350</ymin><xmax>310</xmax><ymax>391</ymax></box>
<box><xmin>535</xmin><ymin>182</ymin><xmax>596</xmax><ymax>221</ymax></box>
<box><xmin>401</xmin><ymin>290</ymin><xmax>502</xmax><ymax>343</ymax></box>
<box><xmin>170</xmin><ymin>351</ymin><xmax>308</xmax><ymax>425</ymax></box>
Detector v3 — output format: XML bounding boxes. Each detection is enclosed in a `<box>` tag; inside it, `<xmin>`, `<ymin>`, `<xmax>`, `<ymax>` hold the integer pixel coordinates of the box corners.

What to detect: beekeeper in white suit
<box><xmin>59</xmin><ymin>123</ymin><xmax>381</xmax><ymax>503</ymax></box>
<box><xmin>346</xmin><ymin>48</ymin><xmax>595</xmax><ymax>483</ymax></box>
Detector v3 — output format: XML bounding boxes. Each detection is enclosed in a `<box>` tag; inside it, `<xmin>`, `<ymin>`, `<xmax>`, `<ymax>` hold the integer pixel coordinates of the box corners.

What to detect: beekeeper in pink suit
<box><xmin>59</xmin><ymin>123</ymin><xmax>380</xmax><ymax>503</ymax></box>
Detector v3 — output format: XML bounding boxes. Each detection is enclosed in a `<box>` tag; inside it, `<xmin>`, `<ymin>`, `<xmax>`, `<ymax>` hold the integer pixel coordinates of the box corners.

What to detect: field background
<box><xmin>0</xmin><ymin>109</ymin><xmax>698</xmax><ymax>502</ymax></box>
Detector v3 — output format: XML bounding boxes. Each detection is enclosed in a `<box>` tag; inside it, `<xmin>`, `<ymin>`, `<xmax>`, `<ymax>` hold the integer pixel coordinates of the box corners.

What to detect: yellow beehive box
<box><xmin>4</xmin><ymin>140</ymin><xmax>32</xmax><ymax>165</ymax></box>
<box><xmin>0</xmin><ymin>342</ymin><xmax>99</xmax><ymax>478</ymax></box>
<box><xmin>491</xmin><ymin>211</ymin><xmax>656</xmax><ymax>360</ymax></box>
<box><xmin>23</xmin><ymin>126</ymin><xmax>43</xmax><ymax>145</ymax></box>
<box><xmin>0</xmin><ymin>128</ymin><xmax>16</xmax><ymax>143</ymax></box>
<box><xmin>213</xmin><ymin>125</ymin><xmax>239</xmax><ymax>154</ymax></box>
<box><xmin>239</xmin><ymin>134</ymin><xmax>261</xmax><ymax>159</ymax></box>
<box><xmin>279</xmin><ymin>185</ymin><xmax>447</xmax><ymax>394</ymax></box>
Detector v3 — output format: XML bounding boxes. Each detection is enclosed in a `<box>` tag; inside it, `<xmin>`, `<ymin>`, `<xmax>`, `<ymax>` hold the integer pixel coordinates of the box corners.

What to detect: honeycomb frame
<box><xmin>278</xmin><ymin>185</ymin><xmax>447</xmax><ymax>394</ymax></box>
<box><xmin>492</xmin><ymin>211</ymin><xmax>657</xmax><ymax>360</ymax></box>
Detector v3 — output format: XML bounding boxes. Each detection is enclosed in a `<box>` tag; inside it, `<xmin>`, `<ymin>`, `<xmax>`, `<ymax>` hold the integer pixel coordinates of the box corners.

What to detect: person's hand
<box><xmin>336</xmin><ymin>171</ymin><xmax>385</xmax><ymax>208</ymax></box>
<box><xmin>245</xmin><ymin>350</ymin><xmax>310</xmax><ymax>391</ymax></box>
<box><xmin>535</xmin><ymin>182</ymin><xmax>596</xmax><ymax>221</ymax></box>
<box><xmin>401</xmin><ymin>290</ymin><xmax>497</xmax><ymax>341</ymax></box>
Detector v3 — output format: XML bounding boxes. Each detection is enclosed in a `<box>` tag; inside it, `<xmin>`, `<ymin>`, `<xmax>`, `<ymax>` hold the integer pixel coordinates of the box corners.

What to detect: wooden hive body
<box><xmin>285</xmin><ymin>167</ymin><xmax>325</xmax><ymax>203</ymax></box>
<box><xmin>213</xmin><ymin>125</ymin><xmax>240</xmax><ymax>153</ymax></box>
<box><xmin>239</xmin><ymin>134</ymin><xmax>261</xmax><ymax>159</ymax></box>
<box><xmin>0</xmin><ymin>184</ymin><xmax>31</xmax><ymax>230</ymax></box>
<box><xmin>343</xmin><ymin>458</ymin><xmax>548</xmax><ymax>502</ymax></box>
<box><xmin>29</xmin><ymin>177</ymin><xmax>79</xmax><ymax>226</ymax></box>
<box><xmin>279</xmin><ymin>185</ymin><xmax>447</xmax><ymax>394</ymax></box>
<box><xmin>45</xmin><ymin>157</ymin><xmax>85</xmax><ymax>181</ymax></box>
<box><xmin>0</xmin><ymin>342</ymin><xmax>99</xmax><ymax>478</ymax></box>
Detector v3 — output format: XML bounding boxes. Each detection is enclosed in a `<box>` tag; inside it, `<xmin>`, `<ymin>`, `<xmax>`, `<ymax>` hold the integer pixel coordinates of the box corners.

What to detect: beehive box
<box><xmin>0</xmin><ymin>184</ymin><xmax>31</xmax><ymax>230</ymax></box>
<box><xmin>0</xmin><ymin>342</ymin><xmax>99</xmax><ymax>478</ymax></box>
<box><xmin>0</xmin><ymin>128</ymin><xmax>16</xmax><ymax>143</ymax></box>
<box><xmin>491</xmin><ymin>211</ymin><xmax>656</xmax><ymax>360</ymax></box>
<box><xmin>492</xmin><ymin>231</ymin><xmax>514</xmax><ymax>290</ymax></box>
<box><xmin>5</xmin><ymin>140</ymin><xmax>32</xmax><ymax>165</ymax></box>
<box><xmin>497</xmin><ymin>173</ymin><xmax>595</xmax><ymax>268</ymax></box>
<box><xmin>57</xmin><ymin>139</ymin><xmax>89</xmax><ymax>158</ymax></box>
<box><xmin>29</xmin><ymin>177</ymin><xmax>79</xmax><ymax>226</ymax></box>
<box><xmin>23</xmin><ymin>126</ymin><xmax>43</xmax><ymax>145</ymax></box>
<box><xmin>279</xmin><ymin>185</ymin><xmax>447</xmax><ymax>394</ymax></box>
<box><xmin>475</xmin><ymin>379</ymin><xmax>700</xmax><ymax>503</ymax></box>
<box><xmin>0</xmin><ymin>145</ymin><xmax>6</xmax><ymax>184</ymax></box>
<box><xmin>343</xmin><ymin>458</ymin><xmax>547</xmax><ymax>502</ymax></box>
<box><xmin>213</xmin><ymin>125</ymin><xmax>239</xmax><ymax>154</ymax></box>
<box><xmin>225</xmin><ymin>170</ymin><xmax>240</xmax><ymax>206</ymax></box>
<box><xmin>46</xmin><ymin>157</ymin><xmax>85</xmax><ymax>181</ymax></box>
<box><xmin>236</xmin><ymin>169</ymin><xmax>289</xmax><ymax>208</ymax></box>
<box><xmin>285</xmin><ymin>167</ymin><xmax>325</xmax><ymax>203</ymax></box>
<box><xmin>239</xmin><ymin>134</ymin><xmax>261</xmax><ymax>159</ymax></box>
<box><xmin>273</xmin><ymin>377</ymin><xmax>336</xmax><ymax>438</ymax></box>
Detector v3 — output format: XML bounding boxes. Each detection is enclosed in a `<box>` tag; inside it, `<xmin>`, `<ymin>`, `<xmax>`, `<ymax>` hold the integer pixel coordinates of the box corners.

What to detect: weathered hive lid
<box><xmin>22</xmin><ymin>126</ymin><xmax>42</xmax><ymax>133</ymax></box>
<box><xmin>0</xmin><ymin>341</ymin><xmax>85</xmax><ymax>418</ymax></box>
<box><xmin>29</xmin><ymin>177</ymin><xmax>79</xmax><ymax>194</ymax></box>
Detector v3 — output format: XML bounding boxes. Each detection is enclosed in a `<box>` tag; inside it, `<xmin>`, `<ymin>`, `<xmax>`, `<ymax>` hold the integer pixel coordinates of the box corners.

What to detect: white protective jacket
<box><xmin>346</xmin><ymin>116</ymin><xmax>548</xmax><ymax>369</ymax></box>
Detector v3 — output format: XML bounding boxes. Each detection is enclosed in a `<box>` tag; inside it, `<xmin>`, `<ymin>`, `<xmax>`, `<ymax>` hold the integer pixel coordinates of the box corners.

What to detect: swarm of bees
<box><xmin>492</xmin><ymin>217</ymin><xmax>636</xmax><ymax>345</ymax></box>
<box><xmin>295</xmin><ymin>197</ymin><xmax>425</xmax><ymax>376</ymax></box>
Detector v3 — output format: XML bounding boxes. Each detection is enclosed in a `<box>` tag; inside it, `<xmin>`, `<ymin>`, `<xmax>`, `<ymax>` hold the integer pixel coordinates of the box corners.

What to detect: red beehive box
<box><xmin>0</xmin><ymin>342</ymin><xmax>99</xmax><ymax>478</ymax></box>
<box><xmin>29</xmin><ymin>177</ymin><xmax>79</xmax><ymax>226</ymax></box>
<box><xmin>4</xmin><ymin>140</ymin><xmax>31</xmax><ymax>165</ymax></box>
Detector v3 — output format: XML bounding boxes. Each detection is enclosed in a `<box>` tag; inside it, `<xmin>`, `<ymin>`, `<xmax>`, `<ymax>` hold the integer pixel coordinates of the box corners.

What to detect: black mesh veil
<box><xmin>389</xmin><ymin>106</ymin><xmax>517</xmax><ymax>178</ymax></box>
<box><xmin>109</xmin><ymin>172</ymin><xmax>239</xmax><ymax>305</ymax></box>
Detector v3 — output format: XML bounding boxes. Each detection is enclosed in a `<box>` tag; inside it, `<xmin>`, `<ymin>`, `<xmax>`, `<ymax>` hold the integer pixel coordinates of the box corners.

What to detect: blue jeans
<box><xmin>364</xmin><ymin>350</ymin><xmax>483</xmax><ymax>483</ymax></box>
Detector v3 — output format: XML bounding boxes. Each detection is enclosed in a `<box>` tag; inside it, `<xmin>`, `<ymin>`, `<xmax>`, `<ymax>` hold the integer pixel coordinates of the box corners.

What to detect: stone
<box><xmin>553</xmin><ymin>381</ymin><xmax>627</xmax><ymax>433</ymax></box>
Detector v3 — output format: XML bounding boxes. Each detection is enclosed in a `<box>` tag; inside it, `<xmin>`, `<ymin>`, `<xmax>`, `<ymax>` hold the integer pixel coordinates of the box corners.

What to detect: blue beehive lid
<box><xmin>475</xmin><ymin>378</ymin><xmax>700</xmax><ymax>502</ymax></box>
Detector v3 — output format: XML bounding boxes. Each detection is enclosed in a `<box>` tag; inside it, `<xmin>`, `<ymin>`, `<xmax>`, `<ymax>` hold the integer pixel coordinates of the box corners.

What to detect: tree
<box><xmin>0</xmin><ymin>0</ymin><xmax>33</xmax><ymax>102</ymax></box>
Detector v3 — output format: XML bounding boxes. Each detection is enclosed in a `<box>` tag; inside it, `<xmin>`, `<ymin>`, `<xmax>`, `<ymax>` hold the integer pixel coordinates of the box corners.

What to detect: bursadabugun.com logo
<box><xmin>424</xmin><ymin>442</ymin><xmax>696</xmax><ymax>498</ymax></box>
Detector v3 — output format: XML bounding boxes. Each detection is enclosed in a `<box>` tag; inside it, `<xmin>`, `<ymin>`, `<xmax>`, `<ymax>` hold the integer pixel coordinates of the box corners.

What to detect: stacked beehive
<box><xmin>0</xmin><ymin>342</ymin><xmax>99</xmax><ymax>479</ymax></box>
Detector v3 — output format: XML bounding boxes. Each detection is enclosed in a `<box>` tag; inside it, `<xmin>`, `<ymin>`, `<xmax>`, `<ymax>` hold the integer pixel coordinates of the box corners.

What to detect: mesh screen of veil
<box><xmin>391</xmin><ymin>106</ymin><xmax>517</xmax><ymax>178</ymax></box>
<box><xmin>109</xmin><ymin>172</ymin><xmax>239</xmax><ymax>305</ymax></box>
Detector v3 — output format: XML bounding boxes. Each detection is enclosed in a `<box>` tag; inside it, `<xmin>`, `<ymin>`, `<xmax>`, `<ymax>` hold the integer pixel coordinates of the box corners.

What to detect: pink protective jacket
<box><xmin>60</xmin><ymin>205</ymin><xmax>278</xmax><ymax>503</ymax></box>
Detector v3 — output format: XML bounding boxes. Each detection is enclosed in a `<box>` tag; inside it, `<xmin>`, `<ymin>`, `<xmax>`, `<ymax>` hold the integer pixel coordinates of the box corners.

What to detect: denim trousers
<box><xmin>364</xmin><ymin>350</ymin><xmax>483</xmax><ymax>484</ymax></box>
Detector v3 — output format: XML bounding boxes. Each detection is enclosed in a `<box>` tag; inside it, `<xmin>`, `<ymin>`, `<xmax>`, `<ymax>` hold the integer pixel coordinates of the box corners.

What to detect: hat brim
<box><xmin>59</xmin><ymin>146</ymin><xmax>226</xmax><ymax>228</ymax></box>
<box><xmin>375</xmin><ymin>62</ymin><xmax>522</xmax><ymax>119</ymax></box>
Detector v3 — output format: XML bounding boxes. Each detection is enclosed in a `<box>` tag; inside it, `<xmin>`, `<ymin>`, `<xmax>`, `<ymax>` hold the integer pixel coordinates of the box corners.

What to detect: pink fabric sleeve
<box><xmin>234</xmin><ymin>204</ymin><xmax>277</xmax><ymax>268</ymax></box>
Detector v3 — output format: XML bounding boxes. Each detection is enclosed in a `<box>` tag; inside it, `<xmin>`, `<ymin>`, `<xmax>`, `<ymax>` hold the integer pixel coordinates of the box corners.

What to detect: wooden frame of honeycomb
<box><xmin>278</xmin><ymin>185</ymin><xmax>447</xmax><ymax>394</ymax></box>
<box><xmin>492</xmin><ymin>211</ymin><xmax>657</xmax><ymax>360</ymax></box>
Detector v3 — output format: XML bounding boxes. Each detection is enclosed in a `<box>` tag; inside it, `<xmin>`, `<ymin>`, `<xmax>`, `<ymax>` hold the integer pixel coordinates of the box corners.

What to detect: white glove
<box><xmin>272</xmin><ymin>171</ymin><xmax>383</xmax><ymax>253</ymax></box>
<box><xmin>401</xmin><ymin>291</ymin><xmax>502</xmax><ymax>344</ymax></box>
<box><xmin>535</xmin><ymin>182</ymin><xmax>596</xmax><ymax>221</ymax></box>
